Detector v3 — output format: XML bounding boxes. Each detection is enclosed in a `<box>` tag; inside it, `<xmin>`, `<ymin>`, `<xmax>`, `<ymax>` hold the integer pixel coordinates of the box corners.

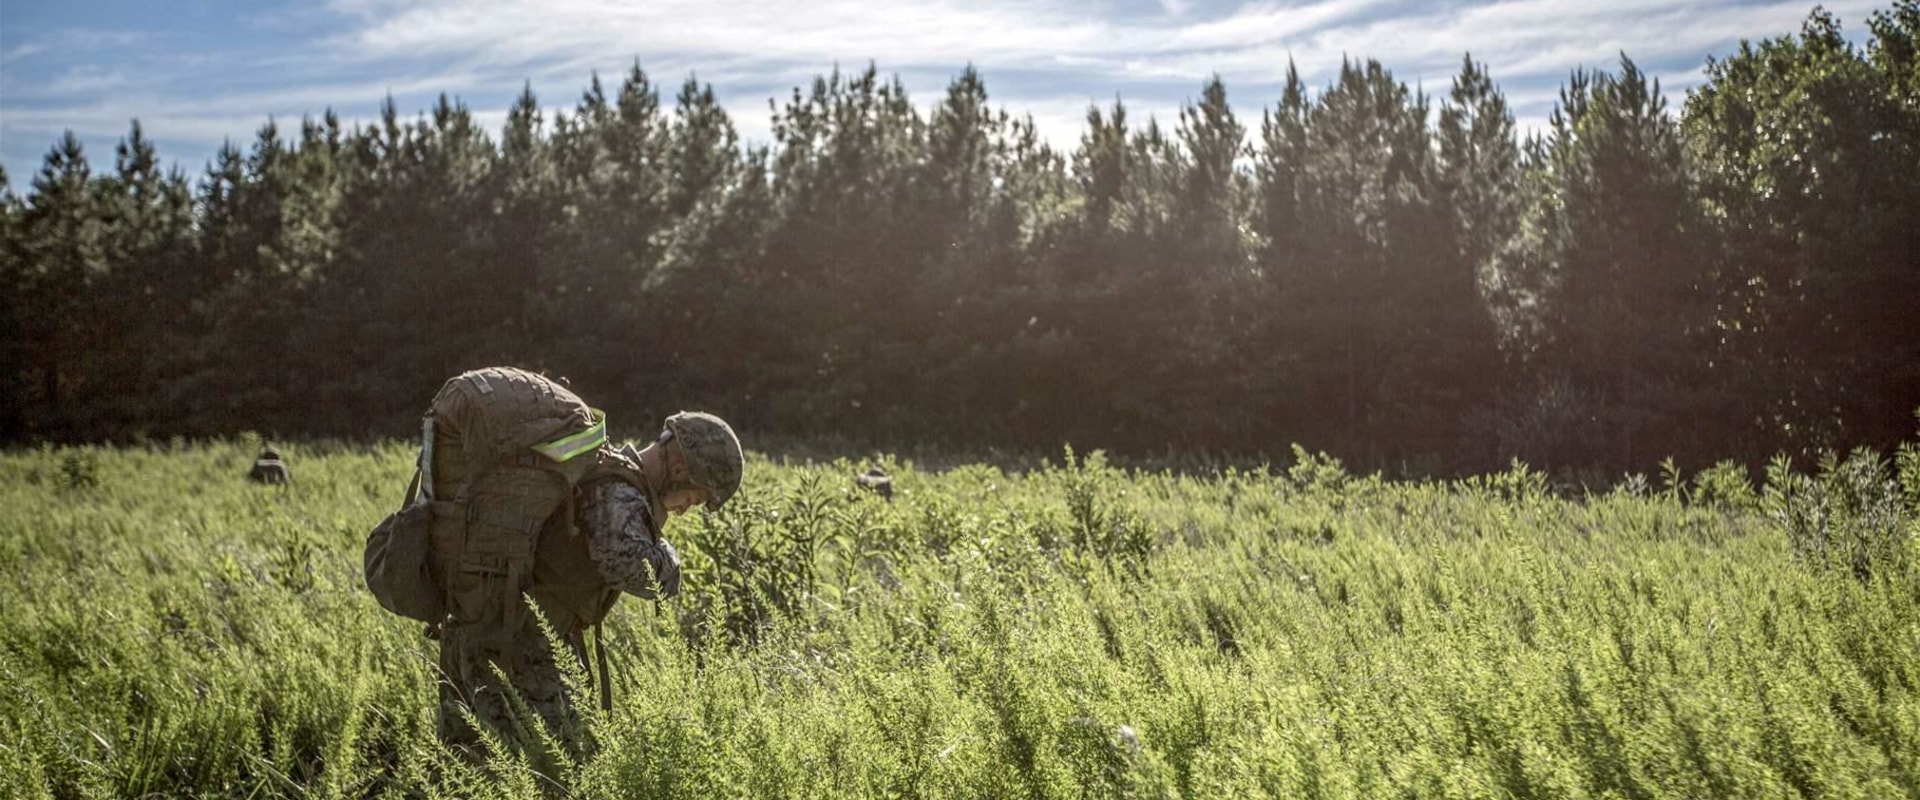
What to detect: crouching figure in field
<box><xmin>856</xmin><ymin>466</ymin><xmax>893</xmax><ymax>502</ymax></box>
<box><xmin>248</xmin><ymin>448</ymin><xmax>291</xmax><ymax>485</ymax></box>
<box><xmin>362</xmin><ymin>366</ymin><xmax>744</xmax><ymax>772</ymax></box>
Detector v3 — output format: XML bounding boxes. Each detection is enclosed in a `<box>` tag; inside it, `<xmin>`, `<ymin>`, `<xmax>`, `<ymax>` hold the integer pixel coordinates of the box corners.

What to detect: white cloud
<box><xmin>3</xmin><ymin>1</ymin><xmax>1897</xmax><ymax>187</ymax></box>
<box><xmin>2</xmin><ymin>71</ymin><xmax>493</xmax><ymax>143</ymax></box>
<box><xmin>313</xmin><ymin>0</ymin><xmax>1884</xmax><ymax>91</ymax></box>
<box><xmin>1163</xmin><ymin>0</ymin><xmax>1392</xmax><ymax>51</ymax></box>
<box><xmin>3</xmin><ymin>43</ymin><xmax>46</xmax><ymax>63</ymax></box>
<box><xmin>45</xmin><ymin>66</ymin><xmax>133</xmax><ymax>95</ymax></box>
<box><xmin>5</xmin><ymin>28</ymin><xmax>149</xmax><ymax>59</ymax></box>
<box><xmin>327</xmin><ymin>0</ymin><xmax>1108</xmax><ymax>64</ymax></box>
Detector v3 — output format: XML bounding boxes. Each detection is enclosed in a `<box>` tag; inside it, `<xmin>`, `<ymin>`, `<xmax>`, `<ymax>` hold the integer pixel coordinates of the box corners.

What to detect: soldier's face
<box><xmin>661</xmin><ymin>485</ymin><xmax>713</xmax><ymax>516</ymax></box>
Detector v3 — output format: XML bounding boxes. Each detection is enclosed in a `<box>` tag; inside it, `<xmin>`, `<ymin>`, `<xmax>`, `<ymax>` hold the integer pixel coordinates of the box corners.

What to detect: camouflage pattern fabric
<box><xmin>662</xmin><ymin>412</ymin><xmax>744</xmax><ymax>510</ymax></box>
<box><xmin>576</xmin><ymin>480</ymin><xmax>681</xmax><ymax>598</ymax></box>
<box><xmin>434</xmin><ymin>477</ymin><xmax>678</xmax><ymax>757</ymax></box>
<box><xmin>436</xmin><ymin>610</ymin><xmax>586</xmax><ymax>760</ymax></box>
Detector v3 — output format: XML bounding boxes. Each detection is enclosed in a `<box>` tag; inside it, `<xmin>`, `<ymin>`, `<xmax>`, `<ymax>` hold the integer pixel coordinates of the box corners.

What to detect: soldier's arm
<box><xmin>576</xmin><ymin>480</ymin><xmax>682</xmax><ymax>598</ymax></box>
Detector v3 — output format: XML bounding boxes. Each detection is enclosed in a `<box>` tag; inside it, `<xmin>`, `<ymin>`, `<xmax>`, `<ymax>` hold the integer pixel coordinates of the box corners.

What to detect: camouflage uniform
<box><xmin>435</xmin><ymin>479</ymin><xmax>679</xmax><ymax>754</ymax></box>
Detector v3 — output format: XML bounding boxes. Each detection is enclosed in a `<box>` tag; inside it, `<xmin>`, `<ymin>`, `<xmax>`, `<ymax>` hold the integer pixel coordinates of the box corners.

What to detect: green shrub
<box><xmin>1763</xmin><ymin>449</ymin><xmax>1911</xmax><ymax>580</ymax></box>
<box><xmin>1</xmin><ymin>437</ymin><xmax>1915</xmax><ymax>798</ymax></box>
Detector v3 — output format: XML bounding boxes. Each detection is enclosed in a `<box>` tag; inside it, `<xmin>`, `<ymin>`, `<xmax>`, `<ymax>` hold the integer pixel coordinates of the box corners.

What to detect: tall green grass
<box><xmin>0</xmin><ymin>436</ymin><xmax>1914</xmax><ymax>798</ymax></box>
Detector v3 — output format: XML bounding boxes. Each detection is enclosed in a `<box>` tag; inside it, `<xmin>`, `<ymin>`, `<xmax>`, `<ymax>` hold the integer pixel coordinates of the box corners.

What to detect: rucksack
<box><xmin>364</xmin><ymin>367</ymin><xmax>610</xmax><ymax>629</ymax></box>
<box><xmin>364</xmin><ymin>471</ymin><xmax>443</xmax><ymax>622</ymax></box>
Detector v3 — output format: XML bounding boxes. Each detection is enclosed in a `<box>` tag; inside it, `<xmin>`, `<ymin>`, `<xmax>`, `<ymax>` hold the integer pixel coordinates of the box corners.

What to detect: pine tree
<box><xmin>665</xmin><ymin>76</ymin><xmax>740</xmax><ymax>224</ymax></box>
<box><xmin>646</xmin><ymin>76</ymin><xmax>745</xmax><ymax>408</ymax></box>
<box><xmin>0</xmin><ymin>165</ymin><xmax>27</xmax><ymax>439</ymax></box>
<box><xmin>1246</xmin><ymin>62</ymin><xmax>1316</xmax><ymax>445</ymax></box>
<box><xmin>1256</xmin><ymin>61</ymin><xmax>1311</xmax><ymax>277</ymax></box>
<box><xmin>923</xmin><ymin>66</ymin><xmax>1003</xmax><ymax>286</ymax></box>
<box><xmin>1076</xmin><ymin>100</ymin><xmax>1131</xmax><ymax>245</ymax></box>
<box><xmin>304</xmin><ymin>95</ymin><xmax>501</xmax><ymax>433</ymax></box>
<box><xmin>490</xmin><ymin>84</ymin><xmax>556</xmax><ymax>365</ymax></box>
<box><xmin>13</xmin><ymin>133</ymin><xmax>106</xmax><ymax>438</ymax></box>
<box><xmin>1438</xmin><ymin>54</ymin><xmax>1523</xmax><ymax>342</ymax></box>
<box><xmin>1166</xmin><ymin>76</ymin><xmax>1255</xmax><ymax>446</ymax></box>
<box><xmin>96</xmin><ymin>121</ymin><xmax>197</xmax><ymax>436</ymax></box>
<box><xmin>1535</xmin><ymin>56</ymin><xmax>1708</xmax><ymax>469</ymax></box>
<box><xmin>1282</xmin><ymin>59</ymin><xmax>1441</xmax><ymax>456</ymax></box>
<box><xmin>1175</xmin><ymin>75</ymin><xmax>1245</xmax><ymax>254</ymax></box>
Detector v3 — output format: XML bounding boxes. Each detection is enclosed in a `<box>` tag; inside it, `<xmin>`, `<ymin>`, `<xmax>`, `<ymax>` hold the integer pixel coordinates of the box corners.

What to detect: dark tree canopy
<box><xmin>5</xmin><ymin>4</ymin><xmax>1917</xmax><ymax>478</ymax></box>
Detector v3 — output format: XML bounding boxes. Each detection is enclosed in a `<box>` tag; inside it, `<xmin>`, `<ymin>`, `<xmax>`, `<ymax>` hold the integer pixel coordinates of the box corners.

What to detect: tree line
<box><xmin>3</xmin><ymin>4</ymin><xmax>1916</xmax><ymax>477</ymax></box>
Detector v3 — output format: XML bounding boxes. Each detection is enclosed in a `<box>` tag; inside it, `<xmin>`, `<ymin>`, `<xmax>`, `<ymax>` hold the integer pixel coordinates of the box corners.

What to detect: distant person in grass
<box><xmin>856</xmin><ymin>465</ymin><xmax>893</xmax><ymax>502</ymax></box>
<box><xmin>364</xmin><ymin>367</ymin><xmax>744</xmax><ymax>763</ymax></box>
<box><xmin>247</xmin><ymin>447</ymin><xmax>290</xmax><ymax>484</ymax></box>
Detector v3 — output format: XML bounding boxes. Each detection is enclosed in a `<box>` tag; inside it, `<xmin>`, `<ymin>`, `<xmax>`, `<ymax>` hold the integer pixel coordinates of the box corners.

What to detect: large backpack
<box><xmin>365</xmin><ymin>367</ymin><xmax>610</xmax><ymax>630</ymax></box>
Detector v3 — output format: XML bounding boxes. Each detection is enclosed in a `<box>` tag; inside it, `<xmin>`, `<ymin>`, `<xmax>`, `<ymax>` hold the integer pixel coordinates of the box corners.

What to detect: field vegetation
<box><xmin>2</xmin><ymin>433</ymin><xmax>1916</xmax><ymax>798</ymax></box>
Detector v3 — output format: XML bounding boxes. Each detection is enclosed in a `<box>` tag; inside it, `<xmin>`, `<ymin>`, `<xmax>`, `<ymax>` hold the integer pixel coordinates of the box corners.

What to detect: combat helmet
<box><xmin>662</xmin><ymin>411</ymin><xmax>743</xmax><ymax>510</ymax></box>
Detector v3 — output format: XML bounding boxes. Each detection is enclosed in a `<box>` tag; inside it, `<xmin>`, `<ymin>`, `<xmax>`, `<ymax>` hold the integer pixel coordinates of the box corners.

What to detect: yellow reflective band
<box><xmin>531</xmin><ymin>408</ymin><xmax>607</xmax><ymax>462</ymax></box>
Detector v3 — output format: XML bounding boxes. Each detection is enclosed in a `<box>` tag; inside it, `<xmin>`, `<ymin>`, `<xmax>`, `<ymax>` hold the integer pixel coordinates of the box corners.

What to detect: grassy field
<box><xmin>1</xmin><ymin>436</ymin><xmax>1916</xmax><ymax>799</ymax></box>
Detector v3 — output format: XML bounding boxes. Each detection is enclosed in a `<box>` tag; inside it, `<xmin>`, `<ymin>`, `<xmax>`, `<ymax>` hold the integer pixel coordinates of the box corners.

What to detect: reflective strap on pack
<box><xmin>530</xmin><ymin>408</ymin><xmax>607</xmax><ymax>463</ymax></box>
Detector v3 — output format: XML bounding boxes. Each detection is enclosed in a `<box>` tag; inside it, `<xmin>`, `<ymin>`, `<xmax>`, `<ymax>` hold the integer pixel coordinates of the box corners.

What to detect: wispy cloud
<box><xmin>314</xmin><ymin>0</ymin><xmax>1884</xmax><ymax>85</ymax></box>
<box><xmin>3</xmin><ymin>27</ymin><xmax>150</xmax><ymax>61</ymax></box>
<box><xmin>302</xmin><ymin>0</ymin><xmax>1892</xmax><ymax>158</ymax></box>
<box><xmin>3</xmin><ymin>43</ymin><xmax>46</xmax><ymax>63</ymax></box>
<box><xmin>45</xmin><ymin>66</ymin><xmax>133</xmax><ymax>95</ymax></box>
<box><xmin>2</xmin><ymin>1</ymin><xmax>1894</xmax><ymax>189</ymax></box>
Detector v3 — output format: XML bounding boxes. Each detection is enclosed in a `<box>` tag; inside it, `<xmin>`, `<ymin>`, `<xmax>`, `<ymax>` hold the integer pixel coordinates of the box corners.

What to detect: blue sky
<box><xmin>0</xmin><ymin>0</ymin><xmax>1890</xmax><ymax>194</ymax></box>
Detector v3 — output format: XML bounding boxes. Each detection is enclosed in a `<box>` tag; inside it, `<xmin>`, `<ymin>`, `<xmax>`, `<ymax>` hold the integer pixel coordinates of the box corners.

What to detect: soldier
<box><xmin>436</xmin><ymin>411</ymin><xmax>742</xmax><ymax>761</ymax></box>
<box><xmin>855</xmin><ymin>466</ymin><xmax>893</xmax><ymax>502</ymax></box>
<box><xmin>248</xmin><ymin>447</ymin><xmax>291</xmax><ymax>484</ymax></box>
<box><xmin>366</xmin><ymin>367</ymin><xmax>744</xmax><ymax>769</ymax></box>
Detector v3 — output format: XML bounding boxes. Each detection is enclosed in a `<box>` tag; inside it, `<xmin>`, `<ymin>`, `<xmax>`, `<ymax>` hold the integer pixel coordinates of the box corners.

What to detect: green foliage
<box><xmin>3</xmin><ymin>6</ymin><xmax>1918</xmax><ymax>477</ymax></box>
<box><xmin>1457</xmin><ymin>457</ymin><xmax>1551</xmax><ymax>504</ymax></box>
<box><xmin>1684</xmin><ymin>5</ymin><xmax>1920</xmax><ymax>457</ymax></box>
<box><xmin>1900</xmin><ymin>410</ymin><xmax>1920</xmax><ymax>514</ymax></box>
<box><xmin>4</xmin><ymin>440</ymin><xmax>1916</xmax><ymax>797</ymax></box>
<box><xmin>1692</xmin><ymin>460</ymin><xmax>1758</xmax><ymax>511</ymax></box>
<box><xmin>1762</xmin><ymin>449</ymin><xmax>1913</xmax><ymax>580</ymax></box>
<box><xmin>1284</xmin><ymin>443</ymin><xmax>1350</xmax><ymax>493</ymax></box>
<box><xmin>676</xmin><ymin>471</ymin><xmax>838</xmax><ymax>646</ymax></box>
<box><xmin>1059</xmin><ymin>446</ymin><xmax>1152</xmax><ymax>564</ymax></box>
<box><xmin>56</xmin><ymin>448</ymin><xmax>100</xmax><ymax>491</ymax></box>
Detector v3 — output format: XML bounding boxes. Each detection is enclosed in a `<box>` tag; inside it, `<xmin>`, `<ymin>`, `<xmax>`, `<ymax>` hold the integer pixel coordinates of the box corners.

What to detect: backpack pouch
<box><xmin>364</xmin><ymin>500</ymin><xmax>446</xmax><ymax>623</ymax></box>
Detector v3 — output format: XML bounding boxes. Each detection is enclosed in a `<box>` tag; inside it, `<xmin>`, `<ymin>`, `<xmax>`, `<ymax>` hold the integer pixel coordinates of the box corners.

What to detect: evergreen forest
<box><xmin>4</xmin><ymin>4</ymin><xmax>1917</xmax><ymax>478</ymax></box>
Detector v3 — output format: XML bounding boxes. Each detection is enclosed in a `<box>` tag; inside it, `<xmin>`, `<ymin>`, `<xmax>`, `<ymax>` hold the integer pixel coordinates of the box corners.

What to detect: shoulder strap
<box><xmin>418</xmin><ymin>414</ymin><xmax>437</xmax><ymax>502</ymax></box>
<box><xmin>594</xmin><ymin>621</ymin><xmax>612</xmax><ymax>712</ymax></box>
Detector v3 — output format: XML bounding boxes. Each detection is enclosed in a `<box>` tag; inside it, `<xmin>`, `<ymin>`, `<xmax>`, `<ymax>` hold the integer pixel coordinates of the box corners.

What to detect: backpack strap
<box><xmin>402</xmin><ymin>467</ymin><xmax>423</xmax><ymax>509</ymax></box>
<box><xmin>418</xmin><ymin>413</ymin><xmax>437</xmax><ymax>502</ymax></box>
<box><xmin>594</xmin><ymin>620</ymin><xmax>612</xmax><ymax>713</ymax></box>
